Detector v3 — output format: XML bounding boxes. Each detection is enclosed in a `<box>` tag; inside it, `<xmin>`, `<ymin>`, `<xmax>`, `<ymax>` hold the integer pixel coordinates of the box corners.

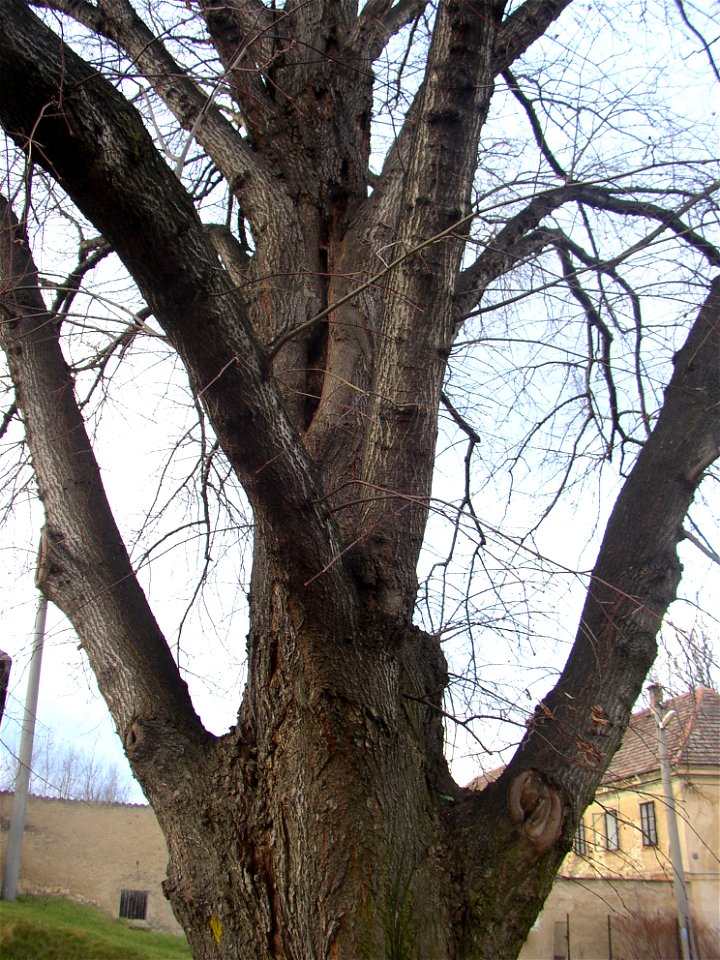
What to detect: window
<box><xmin>594</xmin><ymin>809</ymin><xmax>620</xmax><ymax>851</ymax></box>
<box><xmin>604</xmin><ymin>809</ymin><xmax>620</xmax><ymax>851</ymax></box>
<box><xmin>553</xmin><ymin>919</ymin><xmax>569</xmax><ymax>960</ymax></box>
<box><xmin>640</xmin><ymin>801</ymin><xmax>658</xmax><ymax>846</ymax></box>
<box><xmin>592</xmin><ymin>811</ymin><xmax>604</xmax><ymax>847</ymax></box>
<box><xmin>573</xmin><ymin>820</ymin><xmax>587</xmax><ymax>856</ymax></box>
<box><xmin>119</xmin><ymin>889</ymin><xmax>148</xmax><ymax>921</ymax></box>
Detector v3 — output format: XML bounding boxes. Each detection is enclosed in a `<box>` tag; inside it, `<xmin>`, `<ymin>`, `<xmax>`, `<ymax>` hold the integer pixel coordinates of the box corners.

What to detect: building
<box><xmin>520</xmin><ymin>686</ymin><xmax>720</xmax><ymax>960</ymax></box>
<box><xmin>2</xmin><ymin>687</ymin><xmax>718</xmax><ymax>954</ymax></box>
<box><xmin>0</xmin><ymin>791</ymin><xmax>182</xmax><ymax>935</ymax></box>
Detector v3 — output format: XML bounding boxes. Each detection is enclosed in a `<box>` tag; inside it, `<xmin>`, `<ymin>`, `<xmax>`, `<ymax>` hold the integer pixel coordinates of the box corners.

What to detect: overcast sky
<box><xmin>1</xmin><ymin>0</ymin><xmax>718</xmax><ymax>805</ymax></box>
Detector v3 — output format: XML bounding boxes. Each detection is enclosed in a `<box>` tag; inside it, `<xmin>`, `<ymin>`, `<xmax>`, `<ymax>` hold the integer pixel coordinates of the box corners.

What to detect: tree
<box><xmin>0</xmin><ymin>729</ymin><xmax>133</xmax><ymax>803</ymax></box>
<box><xmin>659</xmin><ymin>622</ymin><xmax>718</xmax><ymax>693</ymax></box>
<box><xmin>0</xmin><ymin>651</ymin><xmax>10</xmax><ymax>724</ymax></box>
<box><xmin>612</xmin><ymin>911</ymin><xmax>718</xmax><ymax>960</ymax></box>
<box><xmin>0</xmin><ymin>0</ymin><xmax>718</xmax><ymax>956</ymax></box>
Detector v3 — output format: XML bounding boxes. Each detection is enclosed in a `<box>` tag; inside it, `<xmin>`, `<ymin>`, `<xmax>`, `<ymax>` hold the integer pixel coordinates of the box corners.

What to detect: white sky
<box><xmin>1</xmin><ymin>0</ymin><xmax>719</xmax><ymax>804</ymax></box>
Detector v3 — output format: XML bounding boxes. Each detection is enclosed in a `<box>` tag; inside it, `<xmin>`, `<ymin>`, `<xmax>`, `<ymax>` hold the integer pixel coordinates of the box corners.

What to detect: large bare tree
<box><xmin>1</xmin><ymin>0</ymin><xmax>718</xmax><ymax>956</ymax></box>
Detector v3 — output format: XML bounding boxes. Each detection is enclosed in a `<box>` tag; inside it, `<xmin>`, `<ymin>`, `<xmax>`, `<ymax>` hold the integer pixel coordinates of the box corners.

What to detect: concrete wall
<box><xmin>520</xmin><ymin>876</ymin><xmax>678</xmax><ymax>960</ymax></box>
<box><xmin>0</xmin><ymin>791</ymin><xmax>182</xmax><ymax>935</ymax></box>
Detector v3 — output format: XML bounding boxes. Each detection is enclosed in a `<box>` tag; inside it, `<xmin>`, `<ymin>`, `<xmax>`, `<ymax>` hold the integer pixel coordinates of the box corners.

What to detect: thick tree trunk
<box><xmin>153</xmin><ymin>602</ymin><xmax>457</xmax><ymax>959</ymax></box>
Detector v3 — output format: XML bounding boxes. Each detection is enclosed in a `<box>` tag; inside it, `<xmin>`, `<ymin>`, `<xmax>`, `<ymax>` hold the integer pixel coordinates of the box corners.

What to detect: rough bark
<box><xmin>448</xmin><ymin>277</ymin><xmax>720</xmax><ymax>959</ymax></box>
<box><xmin>0</xmin><ymin>650</ymin><xmax>10</xmax><ymax>723</ymax></box>
<box><xmin>0</xmin><ymin>0</ymin><xmax>717</xmax><ymax>957</ymax></box>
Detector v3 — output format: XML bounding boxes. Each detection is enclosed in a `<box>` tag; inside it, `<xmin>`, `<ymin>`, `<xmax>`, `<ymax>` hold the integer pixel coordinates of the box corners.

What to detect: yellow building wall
<box><xmin>565</xmin><ymin>767</ymin><xmax>719</xmax><ymax>888</ymax></box>
<box><xmin>520</xmin><ymin>768</ymin><xmax>720</xmax><ymax>959</ymax></box>
<box><xmin>0</xmin><ymin>792</ymin><xmax>182</xmax><ymax>935</ymax></box>
<box><xmin>679</xmin><ymin>772</ymin><xmax>720</xmax><ymax>944</ymax></box>
<box><xmin>520</xmin><ymin>876</ymin><xmax>676</xmax><ymax>960</ymax></box>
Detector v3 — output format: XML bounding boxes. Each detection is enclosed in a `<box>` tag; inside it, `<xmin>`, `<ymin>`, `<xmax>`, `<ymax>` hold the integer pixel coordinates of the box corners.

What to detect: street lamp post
<box><xmin>1</xmin><ymin>530</ymin><xmax>50</xmax><ymax>902</ymax></box>
<box><xmin>647</xmin><ymin>684</ymin><xmax>698</xmax><ymax>960</ymax></box>
<box><xmin>1</xmin><ymin>594</ymin><xmax>47</xmax><ymax>901</ymax></box>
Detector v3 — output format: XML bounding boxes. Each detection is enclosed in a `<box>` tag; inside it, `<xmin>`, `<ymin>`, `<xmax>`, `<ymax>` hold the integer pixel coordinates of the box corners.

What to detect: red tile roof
<box><xmin>466</xmin><ymin>687</ymin><xmax>720</xmax><ymax>790</ymax></box>
<box><xmin>603</xmin><ymin>686</ymin><xmax>720</xmax><ymax>784</ymax></box>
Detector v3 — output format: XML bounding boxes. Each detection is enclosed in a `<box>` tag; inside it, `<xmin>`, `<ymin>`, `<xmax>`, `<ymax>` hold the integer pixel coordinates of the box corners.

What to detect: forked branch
<box><xmin>0</xmin><ymin>193</ymin><xmax>210</xmax><ymax>791</ymax></box>
<box><xmin>450</xmin><ymin>275</ymin><xmax>720</xmax><ymax>957</ymax></box>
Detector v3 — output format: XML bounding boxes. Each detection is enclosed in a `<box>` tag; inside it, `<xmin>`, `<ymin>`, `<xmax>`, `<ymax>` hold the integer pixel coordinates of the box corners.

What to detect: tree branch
<box><xmin>351</xmin><ymin>0</ymin><xmax>429</xmax><ymax>61</ymax></box>
<box><xmin>502</xmin><ymin>67</ymin><xmax>567</xmax><ymax>179</ymax></box>
<box><xmin>0</xmin><ymin>193</ymin><xmax>210</xmax><ymax>791</ymax></box>
<box><xmin>34</xmin><ymin>0</ymin><xmax>288</xmax><ymax>233</ymax></box>
<box><xmin>199</xmin><ymin>0</ymin><xmax>274</xmax><ymax>57</ymax></box>
<box><xmin>454</xmin><ymin>180</ymin><xmax>720</xmax><ymax>321</ymax></box>
<box><xmin>454</xmin><ymin>185</ymin><xmax>576</xmax><ymax>319</ymax></box>
<box><xmin>672</xmin><ymin>0</ymin><xmax>720</xmax><ymax>84</ymax></box>
<box><xmin>0</xmin><ymin>649</ymin><xmax>11</xmax><ymax>725</ymax></box>
<box><xmin>196</xmin><ymin>0</ymin><xmax>278</xmax><ymax>132</ymax></box>
<box><xmin>0</xmin><ymin>400</ymin><xmax>18</xmax><ymax>440</ymax></box>
<box><xmin>493</xmin><ymin>0</ymin><xmax>576</xmax><ymax>72</ymax></box>
<box><xmin>575</xmin><ymin>183</ymin><xmax>720</xmax><ymax>268</ymax></box>
<box><xmin>681</xmin><ymin>527</ymin><xmax>720</xmax><ymax>567</ymax></box>
<box><xmin>0</xmin><ymin>0</ymin><xmax>353</xmax><ymax>611</ymax></box>
<box><xmin>551</xmin><ymin>238</ymin><xmax>625</xmax><ymax>450</ymax></box>
<box><xmin>363</xmin><ymin>0</ymin><xmax>575</xmax><ymax>308</ymax></box>
<box><xmin>525</xmin><ymin>275</ymin><xmax>720</xmax><ymax>785</ymax></box>
<box><xmin>451</xmin><ymin>274</ymin><xmax>720</xmax><ymax>956</ymax></box>
<box><xmin>50</xmin><ymin>236</ymin><xmax>112</xmax><ymax>329</ymax></box>
<box><xmin>356</xmin><ymin>0</ymin><xmax>504</xmax><ymax>613</ymax></box>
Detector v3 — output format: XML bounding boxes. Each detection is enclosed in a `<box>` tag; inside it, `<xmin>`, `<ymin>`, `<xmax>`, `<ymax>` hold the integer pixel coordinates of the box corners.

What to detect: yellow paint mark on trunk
<box><xmin>209</xmin><ymin>915</ymin><xmax>223</xmax><ymax>944</ymax></box>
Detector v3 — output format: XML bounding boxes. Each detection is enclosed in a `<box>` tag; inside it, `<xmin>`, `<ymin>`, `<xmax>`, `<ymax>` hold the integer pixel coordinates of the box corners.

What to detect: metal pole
<box><xmin>647</xmin><ymin>685</ymin><xmax>698</xmax><ymax>960</ymax></box>
<box><xmin>1</xmin><ymin>530</ymin><xmax>50</xmax><ymax>903</ymax></box>
<box><xmin>566</xmin><ymin>912</ymin><xmax>571</xmax><ymax>960</ymax></box>
<box><xmin>1</xmin><ymin>593</ymin><xmax>47</xmax><ymax>901</ymax></box>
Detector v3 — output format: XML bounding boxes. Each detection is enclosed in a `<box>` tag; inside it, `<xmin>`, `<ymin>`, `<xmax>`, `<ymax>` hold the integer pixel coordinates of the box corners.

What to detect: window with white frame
<box><xmin>573</xmin><ymin>819</ymin><xmax>587</xmax><ymax>856</ymax></box>
<box><xmin>640</xmin><ymin>801</ymin><xmax>658</xmax><ymax>846</ymax></box>
<box><xmin>604</xmin><ymin>809</ymin><xmax>620</xmax><ymax>851</ymax></box>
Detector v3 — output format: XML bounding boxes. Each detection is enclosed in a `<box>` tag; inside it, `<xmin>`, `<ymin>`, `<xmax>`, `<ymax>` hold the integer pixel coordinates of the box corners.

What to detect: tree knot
<box><xmin>508</xmin><ymin>769</ymin><xmax>563</xmax><ymax>853</ymax></box>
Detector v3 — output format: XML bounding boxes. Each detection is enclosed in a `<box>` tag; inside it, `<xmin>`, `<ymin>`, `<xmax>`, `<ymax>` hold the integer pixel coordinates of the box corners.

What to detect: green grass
<box><xmin>0</xmin><ymin>895</ymin><xmax>192</xmax><ymax>960</ymax></box>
